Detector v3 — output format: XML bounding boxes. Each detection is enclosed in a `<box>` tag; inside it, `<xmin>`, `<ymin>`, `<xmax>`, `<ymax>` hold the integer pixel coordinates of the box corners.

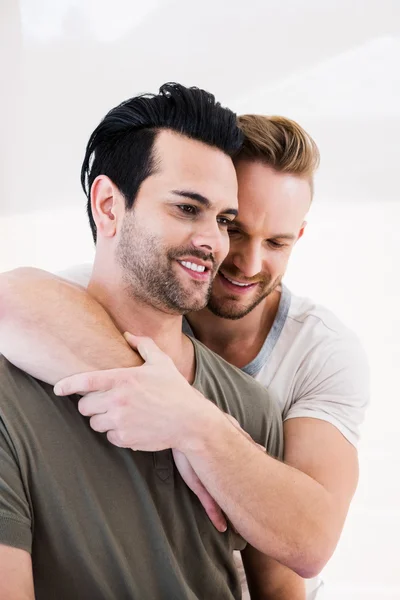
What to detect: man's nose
<box><xmin>191</xmin><ymin>222</ymin><xmax>226</xmax><ymax>257</ymax></box>
<box><xmin>231</xmin><ymin>244</ymin><xmax>262</xmax><ymax>278</ymax></box>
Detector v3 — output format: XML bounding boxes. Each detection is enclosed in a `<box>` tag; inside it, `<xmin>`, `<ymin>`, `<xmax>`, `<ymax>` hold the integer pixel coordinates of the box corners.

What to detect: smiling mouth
<box><xmin>178</xmin><ymin>260</ymin><xmax>207</xmax><ymax>273</ymax></box>
<box><xmin>219</xmin><ymin>271</ymin><xmax>258</xmax><ymax>288</ymax></box>
<box><xmin>177</xmin><ymin>260</ymin><xmax>211</xmax><ymax>281</ymax></box>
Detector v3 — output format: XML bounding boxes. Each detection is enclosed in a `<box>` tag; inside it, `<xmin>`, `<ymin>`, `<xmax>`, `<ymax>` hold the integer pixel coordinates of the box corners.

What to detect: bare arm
<box><xmin>178</xmin><ymin>407</ymin><xmax>358</xmax><ymax>578</ymax></box>
<box><xmin>0</xmin><ymin>268</ymin><xmax>360</xmax><ymax>577</ymax></box>
<box><xmin>0</xmin><ymin>545</ymin><xmax>35</xmax><ymax>599</ymax></box>
<box><xmin>0</xmin><ymin>267</ymin><xmax>140</xmax><ymax>383</ymax></box>
<box><xmin>241</xmin><ymin>547</ymin><xmax>305</xmax><ymax>600</ymax></box>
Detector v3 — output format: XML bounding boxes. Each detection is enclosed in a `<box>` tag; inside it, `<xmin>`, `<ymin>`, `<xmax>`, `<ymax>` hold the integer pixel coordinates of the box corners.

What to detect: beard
<box><xmin>116</xmin><ymin>215</ymin><xmax>217</xmax><ymax>315</ymax></box>
<box><xmin>207</xmin><ymin>269</ymin><xmax>282</xmax><ymax>320</ymax></box>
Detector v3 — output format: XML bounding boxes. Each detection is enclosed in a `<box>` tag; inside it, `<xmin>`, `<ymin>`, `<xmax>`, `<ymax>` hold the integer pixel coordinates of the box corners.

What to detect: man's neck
<box><xmin>187</xmin><ymin>288</ymin><xmax>281</xmax><ymax>369</ymax></box>
<box><xmin>88</xmin><ymin>274</ymin><xmax>195</xmax><ymax>382</ymax></box>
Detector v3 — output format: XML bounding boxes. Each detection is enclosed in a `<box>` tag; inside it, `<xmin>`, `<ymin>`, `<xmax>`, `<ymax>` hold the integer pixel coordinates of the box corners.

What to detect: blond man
<box><xmin>0</xmin><ymin>114</ymin><xmax>369</xmax><ymax>599</ymax></box>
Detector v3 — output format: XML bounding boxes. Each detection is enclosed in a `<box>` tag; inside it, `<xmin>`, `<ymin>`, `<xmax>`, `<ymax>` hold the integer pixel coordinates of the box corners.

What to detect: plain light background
<box><xmin>1</xmin><ymin>1</ymin><xmax>399</xmax><ymax>598</ymax></box>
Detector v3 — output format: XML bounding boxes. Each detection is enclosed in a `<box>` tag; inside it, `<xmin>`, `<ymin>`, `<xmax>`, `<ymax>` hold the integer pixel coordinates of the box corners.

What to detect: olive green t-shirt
<box><xmin>0</xmin><ymin>338</ymin><xmax>282</xmax><ymax>600</ymax></box>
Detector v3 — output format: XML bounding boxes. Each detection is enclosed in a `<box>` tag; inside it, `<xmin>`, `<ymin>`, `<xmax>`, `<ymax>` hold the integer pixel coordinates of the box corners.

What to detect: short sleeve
<box><xmin>0</xmin><ymin>419</ymin><xmax>32</xmax><ymax>552</ymax></box>
<box><xmin>265</xmin><ymin>399</ymin><xmax>284</xmax><ymax>460</ymax></box>
<box><xmin>284</xmin><ymin>334</ymin><xmax>369</xmax><ymax>447</ymax></box>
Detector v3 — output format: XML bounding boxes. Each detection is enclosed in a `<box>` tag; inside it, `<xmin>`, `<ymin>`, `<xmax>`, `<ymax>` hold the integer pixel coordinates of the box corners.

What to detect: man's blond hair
<box><xmin>237</xmin><ymin>114</ymin><xmax>320</xmax><ymax>196</ymax></box>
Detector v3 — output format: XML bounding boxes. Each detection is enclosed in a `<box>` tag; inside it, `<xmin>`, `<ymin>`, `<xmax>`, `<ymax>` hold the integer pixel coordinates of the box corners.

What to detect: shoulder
<box><xmin>192</xmin><ymin>339</ymin><xmax>282</xmax><ymax>453</ymax></box>
<box><xmin>280</xmin><ymin>290</ymin><xmax>368</xmax><ymax>372</ymax></box>
<box><xmin>56</xmin><ymin>263</ymin><xmax>93</xmax><ymax>288</ymax></box>
<box><xmin>193</xmin><ymin>338</ymin><xmax>273</xmax><ymax>406</ymax></box>
<box><xmin>287</xmin><ymin>291</ymin><xmax>360</xmax><ymax>342</ymax></box>
<box><xmin>0</xmin><ymin>356</ymin><xmax>32</xmax><ymax>392</ymax></box>
<box><xmin>275</xmin><ymin>292</ymin><xmax>369</xmax><ymax>445</ymax></box>
<box><xmin>0</xmin><ymin>356</ymin><xmax>53</xmax><ymax>417</ymax></box>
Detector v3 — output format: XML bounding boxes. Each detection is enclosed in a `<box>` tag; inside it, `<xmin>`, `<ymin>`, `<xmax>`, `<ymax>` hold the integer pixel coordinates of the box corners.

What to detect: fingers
<box><xmin>54</xmin><ymin>370</ymin><xmax>116</xmax><ymax>396</ymax></box>
<box><xmin>123</xmin><ymin>333</ymin><xmax>168</xmax><ymax>365</ymax></box>
<box><xmin>89</xmin><ymin>413</ymin><xmax>112</xmax><ymax>433</ymax></box>
<box><xmin>192</xmin><ymin>482</ymin><xmax>227</xmax><ymax>533</ymax></box>
<box><xmin>172</xmin><ymin>449</ymin><xmax>227</xmax><ymax>532</ymax></box>
<box><xmin>107</xmin><ymin>429</ymin><xmax>126</xmax><ymax>448</ymax></box>
<box><xmin>78</xmin><ymin>392</ymin><xmax>111</xmax><ymax>417</ymax></box>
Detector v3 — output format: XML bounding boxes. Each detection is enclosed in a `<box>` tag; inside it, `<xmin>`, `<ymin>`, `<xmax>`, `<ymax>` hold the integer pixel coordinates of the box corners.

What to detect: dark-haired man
<box><xmin>0</xmin><ymin>84</ymin><xmax>284</xmax><ymax>599</ymax></box>
<box><xmin>0</xmin><ymin>106</ymin><xmax>369</xmax><ymax>599</ymax></box>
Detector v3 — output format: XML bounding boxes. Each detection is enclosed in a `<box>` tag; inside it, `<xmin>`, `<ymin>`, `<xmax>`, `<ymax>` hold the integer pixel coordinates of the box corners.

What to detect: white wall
<box><xmin>1</xmin><ymin>1</ymin><xmax>399</xmax><ymax>598</ymax></box>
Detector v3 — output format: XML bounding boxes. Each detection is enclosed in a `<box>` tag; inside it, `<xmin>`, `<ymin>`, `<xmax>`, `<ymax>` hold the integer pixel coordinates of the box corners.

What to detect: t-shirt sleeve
<box><xmin>284</xmin><ymin>333</ymin><xmax>370</xmax><ymax>447</ymax></box>
<box><xmin>248</xmin><ymin>382</ymin><xmax>284</xmax><ymax>461</ymax></box>
<box><xmin>0</xmin><ymin>419</ymin><xmax>32</xmax><ymax>552</ymax></box>
<box><xmin>265</xmin><ymin>397</ymin><xmax>284</xmax><ymax>461</ymax></box>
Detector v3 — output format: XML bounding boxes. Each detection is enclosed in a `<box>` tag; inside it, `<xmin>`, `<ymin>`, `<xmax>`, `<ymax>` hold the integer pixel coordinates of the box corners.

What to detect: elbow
<box><xmin>290</xmin><ymin>529</ymin><xmax>338</xmax><ymax>579</ymax></box>
<box><xmin>295</xmin><ymin>558</ymin><xmax>328</xmax><ymax>580</ymax></box>
<box><xmin>254</xmin><ymin>529</ymin><xmax>335</xmax><ymax>580</ymax></box>
<box><xmin>290</xmin><ymin>550</ymin><xmax>332</xmax><ymax>580</ymax></box>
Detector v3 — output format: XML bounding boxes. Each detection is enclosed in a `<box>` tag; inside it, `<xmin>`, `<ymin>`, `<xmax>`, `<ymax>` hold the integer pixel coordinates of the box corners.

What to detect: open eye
<box><xmin>217</xmin><ymin>216</ymin><xmax>234</xmax><ymax>227</ymax></box>
<box><xmin>177</xmin><ymin>204</ymin><xmax>198</xmax><ymax>215</ymax></box>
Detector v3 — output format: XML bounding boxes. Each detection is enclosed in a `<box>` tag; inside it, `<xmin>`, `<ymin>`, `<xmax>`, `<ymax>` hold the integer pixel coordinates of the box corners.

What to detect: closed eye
<box><xmin>268</xmin><ymin>240</ymin><xmax>285</xmax><ymax>249</ymax></box>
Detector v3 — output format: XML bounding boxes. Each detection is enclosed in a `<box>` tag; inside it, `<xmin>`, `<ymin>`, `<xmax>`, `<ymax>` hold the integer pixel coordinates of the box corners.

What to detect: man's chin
<box><xmin>206</xmin><ymin>298</ymin><xmax>252</xmax><ymax>321</ymax></box>
<box><xmin>206</xmin><ymin>284</ymin><xmax>275</xmax><ymax>320</ymax></box>
<box><xmin>178</xmin><ymin>289</ymin><xmax>211</xmax><ymax>315</ymax></box>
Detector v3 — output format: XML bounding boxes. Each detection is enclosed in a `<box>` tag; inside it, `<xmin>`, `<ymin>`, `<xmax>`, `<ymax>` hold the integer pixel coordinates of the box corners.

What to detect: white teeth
<box><xmin>179</xmin><ymin>261</ymin><xmax>206</xmax><ymax>273</ymax></box>
<box><xmin>223</xmin><ymin>274</ymin><xmax>253</xmax><ymax>287</ymax></box>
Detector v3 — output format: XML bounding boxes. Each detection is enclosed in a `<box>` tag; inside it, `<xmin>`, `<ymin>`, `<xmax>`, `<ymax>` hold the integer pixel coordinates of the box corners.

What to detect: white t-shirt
<box><xmin>240</xmin><ymin>285</ymin><xmax>369</xmax><ymax>446</ymax></box>
<box><xmin>186</xmin><ymin>284</ymin><xmax>369</xmax><ymax>599</ymax></box>
<box><xmin>184</xmin><ymin>283</ymin><xmax>369</xmax><ymax>446</ymax></box>
<box><xmin>61</xmin><ymin>266</ymin><xmax>369</xmax><ymax>598</ymax></box>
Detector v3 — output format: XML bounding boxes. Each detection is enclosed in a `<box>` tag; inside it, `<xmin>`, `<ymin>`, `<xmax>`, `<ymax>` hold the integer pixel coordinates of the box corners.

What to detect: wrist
<box><xmin>175</xmin><ymin>395</ymin><xmax>230</xmax><ymax>454</ymax></box>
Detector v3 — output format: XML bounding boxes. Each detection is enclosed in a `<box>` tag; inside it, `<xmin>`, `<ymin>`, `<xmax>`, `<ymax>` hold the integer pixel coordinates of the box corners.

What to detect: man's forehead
<box><xmin>235</xmin><ymin>164</ymin><xmax>310</xmax><ymax>228</ymax></box>
<box><xmin>154</xmin><ymin>129</ymin><xmax>227</xmax><ymax>164</ymax></box>
<box><xmin>235</xmin><ymin>193</ymin><xmax>307</xmax><ymax>238</ymax></box>
<box><xmin>233</xmin><ymin>214</ymin><xmax>298</xmax><ymax>240</ymax></box>
<box><xmin>148</xmin><ymin>133</ymin><xmax>238</xmax><ymax>208</ymax></box>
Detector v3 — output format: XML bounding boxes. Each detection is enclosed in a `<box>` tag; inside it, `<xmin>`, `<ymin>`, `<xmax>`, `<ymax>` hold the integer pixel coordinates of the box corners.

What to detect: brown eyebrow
<box><xmin>229</xmin><ymin>220</ymin><xmax>296</xmax><ymax>241</ymax></box>
<box><xmin>171</xmin><ymin>190</ymin><xmax>238</xmax><ymax>217</ymax></box>
<box><xmin>269</xmin><ymin>233</ymin><xmax>297</xmax><ymax>241</ymax></box>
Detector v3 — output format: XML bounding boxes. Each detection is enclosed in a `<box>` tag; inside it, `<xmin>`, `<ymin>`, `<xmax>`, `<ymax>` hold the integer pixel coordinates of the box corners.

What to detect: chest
<box><xmin>13</xmin><ymin>397</ymin><xmax>240</xmax><ymax>598</ymax></box>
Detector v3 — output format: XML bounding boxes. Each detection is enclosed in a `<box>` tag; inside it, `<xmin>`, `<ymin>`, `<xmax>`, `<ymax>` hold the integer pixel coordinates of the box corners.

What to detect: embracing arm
<box><xmin>176</xmin><ymin>406</ymin><xmax>357</xmax><ymax>578</ymax></box>
<box><xmin>0</xmin><ymin>267</ymin><xmax>140</xmax><ymax>383</ymax></box>
<box><xmin>56</xmin><ymin>334</ymin><xmax>364</xmax><ymax>579</ymax></box>
<box><xmin>0</xmin><ymin>267</ymin><xmax>367</xmax><ymax>578</ymax></box>
<box><xmin>178</xmin><ymin>335</ymin><xmax>367</xmax><ymax>577</ymax></box>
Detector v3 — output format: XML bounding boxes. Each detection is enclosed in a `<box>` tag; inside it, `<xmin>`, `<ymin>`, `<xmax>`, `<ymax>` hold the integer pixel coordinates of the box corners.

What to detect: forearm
<box><xmin>181</xmin><ymin>410</ymin><xmax>337</xmax><ymax>577</ymax></box>
<box><xmin>0</xmin><ymin>268</ymin><xmax>139</xmax><ymax>384</ymax></box>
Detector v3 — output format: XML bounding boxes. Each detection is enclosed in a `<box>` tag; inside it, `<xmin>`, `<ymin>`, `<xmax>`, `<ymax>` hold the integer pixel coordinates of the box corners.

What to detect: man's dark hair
<box><xmin>81</xmin><ymin>82</ymin><xmax>243</xmax><ymax>242</ymax></box>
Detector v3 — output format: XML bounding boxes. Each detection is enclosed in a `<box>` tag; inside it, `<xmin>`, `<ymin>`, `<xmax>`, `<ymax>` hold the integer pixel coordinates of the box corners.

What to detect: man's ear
<box><xmin>90</xmin><ymin>175</ymin><xmax>123</xmax><ymax>239</ymax></box>
<box><xmin>297</xmin><ymin>220</ymin><xmax>307</xmax><ymax>242</ymax></box>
